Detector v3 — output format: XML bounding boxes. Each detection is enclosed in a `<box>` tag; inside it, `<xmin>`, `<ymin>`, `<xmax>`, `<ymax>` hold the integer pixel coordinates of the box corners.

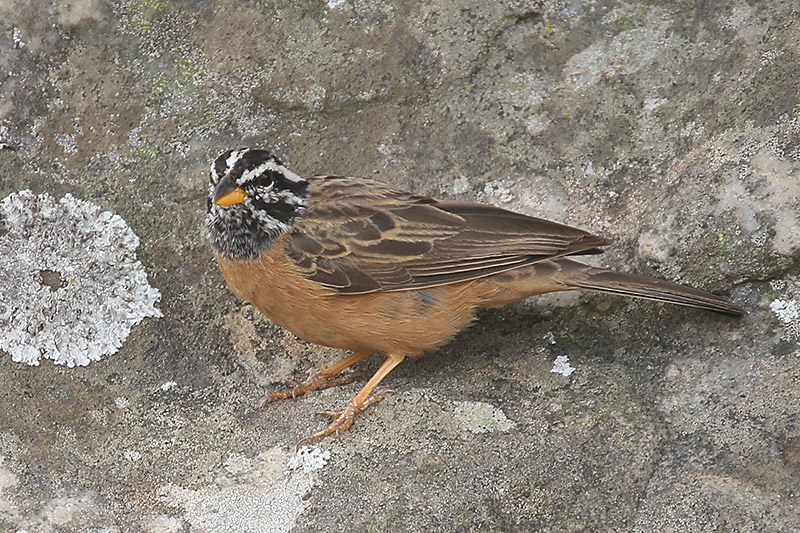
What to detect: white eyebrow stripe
<box><xmin>241</xmin><ymin>161</ymin><xmax>272</xmax><ymax>184</ymax></box>
<box><xmin>262</xmin><ymin>159</ymin><xmax>304</xmax><ymax>183</ymax></box>
<box><xmin>238</xmin><ymin>158</ymin><xmax>304</xmax><ymax>184</ymax></box>
<box><xmin>226</xmin><ymin>149</ymin><xmax>249</xmax><ymax>174</ymax></box>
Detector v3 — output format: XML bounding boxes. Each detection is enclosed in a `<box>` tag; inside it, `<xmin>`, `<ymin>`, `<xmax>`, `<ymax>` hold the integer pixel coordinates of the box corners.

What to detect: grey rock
<box><xmin>1</xmin><ymin>0</ymin><xmax>798</xmax><ymax>531</ymax></box>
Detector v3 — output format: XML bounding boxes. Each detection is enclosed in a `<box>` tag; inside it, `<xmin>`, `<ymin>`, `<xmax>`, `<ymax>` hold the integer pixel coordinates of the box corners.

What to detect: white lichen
<box><xmin>771</xmin><ymin>298</ymin><xmax>799</xmax><ymax>323</ymax></box>
<box><xmin>114</xmin><ymin>397</ymin><xmax>131</xmax><ymax>409</ymax></box>
<box><xmin>551</xmin><ymin>355</ymin><xmax>576</xmax><ymax>377</ymax></box>
<box><xmin>0</xmin><ymin>190</ymin><xmax>162</xmax><ymax>367</ymax></box>
<box><xmin>164</xmin><ymin>448</ymin><xmax>314</xmax><ymax>532</ymax></box>
<box><xmin>0</xmin><ymin>125</ymin><xmax>12</xmax><ymax>150</ymax></box>
<box><xmin>770</xmin><ymin>298</ymin><xmax>800</xmax><ymax>341</ymax></box>
<box><xmin>285</xmin><ymin>446</ymin><xmax>331</xmax><ymax>475</ymax></box>
<box><xmin>224</xmin><ymin>453</ymin><xmax>254</xmax><ymax>476</ymax></box>
<box><xmin>123</xmin><ymin>450</ymin><xmax>142</xmax><ymax>462</ymax></box>
<box><xmin>12</xmin><ymin>27</ymin><xmax>25</xmax><ymax>49</ymax></box>
<box><xmin>53</xmin><ymin>132</ymin><xmax>78</xmax><ymax>156</ymax></box>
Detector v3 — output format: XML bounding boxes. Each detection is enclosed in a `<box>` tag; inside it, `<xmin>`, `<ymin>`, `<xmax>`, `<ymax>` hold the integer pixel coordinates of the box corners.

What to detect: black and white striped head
<box><xmin>205</xmin><ymin>148</ymin><xmax>310</xmax><ymax>260</ymax></box>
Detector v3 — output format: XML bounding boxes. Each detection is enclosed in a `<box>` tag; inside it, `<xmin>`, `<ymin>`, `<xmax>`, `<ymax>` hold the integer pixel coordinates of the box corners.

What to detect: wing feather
<box><xmin>286</xmin><ymin>176</ymin><xmax>611</xmax><ymax>294</ymax></box>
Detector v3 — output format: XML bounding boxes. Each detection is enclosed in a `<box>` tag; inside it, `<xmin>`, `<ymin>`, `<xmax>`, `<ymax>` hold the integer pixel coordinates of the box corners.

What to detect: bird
<box><xmin>204</xmin><ymin>147</ymin><xmax>745</xmax><ymax>447</ymax></box>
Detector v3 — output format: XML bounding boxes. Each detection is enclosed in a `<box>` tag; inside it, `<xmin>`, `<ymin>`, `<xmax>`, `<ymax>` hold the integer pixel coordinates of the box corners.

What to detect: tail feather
<box><xmin>567</xmin><ymin>268</ymin><xmax>745</xmax><ymax>316</ymax></box>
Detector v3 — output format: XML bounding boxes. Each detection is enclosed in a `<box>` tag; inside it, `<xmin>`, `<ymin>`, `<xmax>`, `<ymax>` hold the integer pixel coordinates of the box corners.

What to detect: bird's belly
<box><xmin>266</xmin><ymin>286</ymin><xmax>479</xmax><ymax>357</ymax></box>
<box><xmin>216</xmin><ymin>251</ymin><xmax>479</xmax><ymax>356</ymax></box>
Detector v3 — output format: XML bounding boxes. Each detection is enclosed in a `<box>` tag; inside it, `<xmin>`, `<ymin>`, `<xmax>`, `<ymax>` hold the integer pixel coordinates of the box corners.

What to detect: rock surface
<box><xmin>1</xmin><ymin>0</ymin><xmax>798</xmax><ymax>531</ymax></box>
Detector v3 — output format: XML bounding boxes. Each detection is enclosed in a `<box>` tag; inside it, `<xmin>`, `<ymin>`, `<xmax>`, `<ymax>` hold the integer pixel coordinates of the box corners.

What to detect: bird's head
<box><xmin>205</xmin><ymin>147</ymin><xmax>310</xmax><ymax>260</ymax></box>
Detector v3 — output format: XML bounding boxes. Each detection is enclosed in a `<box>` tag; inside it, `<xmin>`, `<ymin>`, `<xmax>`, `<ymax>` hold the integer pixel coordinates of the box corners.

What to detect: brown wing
<box><xmin>285</xmin><ymin>176</ymin><xmax>611</xmax><ymax>294</ymax></box>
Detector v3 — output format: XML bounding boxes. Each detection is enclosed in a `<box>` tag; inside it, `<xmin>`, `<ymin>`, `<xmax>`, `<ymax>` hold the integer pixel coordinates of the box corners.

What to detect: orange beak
<box><xmin>213</xmin><ymin>176</ymin><xmax>247</xmax><ymax>206</ymax></box>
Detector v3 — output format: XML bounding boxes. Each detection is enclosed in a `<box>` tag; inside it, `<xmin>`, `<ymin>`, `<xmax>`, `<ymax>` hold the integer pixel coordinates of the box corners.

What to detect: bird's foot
<box><xmin>265</xmin><ymin>372</ymin><xmax>361</xmax><ymax>403</ymax></box>
<box><xmin>295</xmin><ymin>390</ymin><xmax>391</xmax><ymax>449</ymax></box>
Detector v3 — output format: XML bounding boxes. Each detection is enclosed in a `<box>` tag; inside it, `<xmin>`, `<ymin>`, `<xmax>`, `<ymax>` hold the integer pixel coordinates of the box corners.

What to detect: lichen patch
<box><xmin>0</xmin><ymin>190</ymin><xmax>162</xmax><ymax>366</ymax></box>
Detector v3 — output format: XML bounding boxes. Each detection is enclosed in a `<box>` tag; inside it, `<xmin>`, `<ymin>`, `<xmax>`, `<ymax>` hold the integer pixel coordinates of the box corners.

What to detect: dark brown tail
<box><xmin>562</xmin><ymin>263</ymin><xmax>745</xmax><ymax>316</ymax></box>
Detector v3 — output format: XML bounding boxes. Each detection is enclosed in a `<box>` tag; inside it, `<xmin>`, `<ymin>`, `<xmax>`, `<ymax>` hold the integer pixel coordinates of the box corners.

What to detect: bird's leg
<box><xmin>267</xmin><ymin>349</ymin><xmax>373</xmax><ymax>402</ymax></box>
<box><xmin>316</xmin><ymin>387</ymin><xmax>394</xmax><ymax>418</ymax></box>
<box><xmin>297</xmin><ymin>353</ymin><xmax>405</xmax><ymax>449</ymax></box>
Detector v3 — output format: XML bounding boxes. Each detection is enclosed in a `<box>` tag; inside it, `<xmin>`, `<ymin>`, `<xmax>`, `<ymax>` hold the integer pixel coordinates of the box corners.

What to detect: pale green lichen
<box><xmin>453</xmin><ymin>401</ymin><xmax>516</xmax><ymax>434</ymax></box>
<box><xmin>178</xmin><ymin>57</ymin><xmax>206</xmax><ymax>86</ymax></box>
<box><xmin>127</xmin><ymin>0</ymin><xmax>169</xmax><ymax>35</ymax></box>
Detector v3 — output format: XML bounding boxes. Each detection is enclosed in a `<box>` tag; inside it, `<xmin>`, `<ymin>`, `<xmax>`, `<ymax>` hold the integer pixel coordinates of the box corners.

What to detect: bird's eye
<box><xmin>258</xmin><ymin>172</ymin><xmax>275</xmax><ymax>189</ymax></box>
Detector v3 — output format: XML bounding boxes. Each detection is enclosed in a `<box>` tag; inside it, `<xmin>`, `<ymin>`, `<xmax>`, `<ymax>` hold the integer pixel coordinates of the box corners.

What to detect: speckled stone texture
<box><xmin>1</xmin><ymin>0</ymin><xmax>798</xmax><ymax>531</ymax></box>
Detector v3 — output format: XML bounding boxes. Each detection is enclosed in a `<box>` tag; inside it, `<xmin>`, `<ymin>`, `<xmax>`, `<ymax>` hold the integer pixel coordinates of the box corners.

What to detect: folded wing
<box><xmin>286</xmin><ymin>176</ymin><xmax>610</xmax><ymax>294</ymax></box>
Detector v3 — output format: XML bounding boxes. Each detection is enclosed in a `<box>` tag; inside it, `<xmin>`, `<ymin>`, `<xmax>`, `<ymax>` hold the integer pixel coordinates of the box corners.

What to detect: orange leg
<box><xmin>297</xmin><ymin>353</ymin><xmax>405</xmax><ymax>449</ymax></box>
<box><xmin>267</xmin><ymin>349</ymin><xmax>373</xmax><ymax>402</ymax></box>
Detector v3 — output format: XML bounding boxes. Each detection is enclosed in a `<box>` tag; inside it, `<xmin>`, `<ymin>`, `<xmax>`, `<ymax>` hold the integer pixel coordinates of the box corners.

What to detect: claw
<box><xmin>297</xmin><ymin>401</ymin><xmax>360</xmax><ymax>450</ymax></box>
<box><xmin>265</xmin><ymin>373</ymin><xmax>359</xmax><ymax>403</ymax></box>
<box><xmin>262</xmin><ymin>350</ymin><xmax>374</xmax><ymax>406</ymax></box>
<box><xmin>286</xmin><ymin>353</ymin><xmax>404</xmax><ymax>449</ymax></box>
<box><xmin>295</xmin><ymin>371</ymin><xmax>402</xmax><ymax>449</ymax></box>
